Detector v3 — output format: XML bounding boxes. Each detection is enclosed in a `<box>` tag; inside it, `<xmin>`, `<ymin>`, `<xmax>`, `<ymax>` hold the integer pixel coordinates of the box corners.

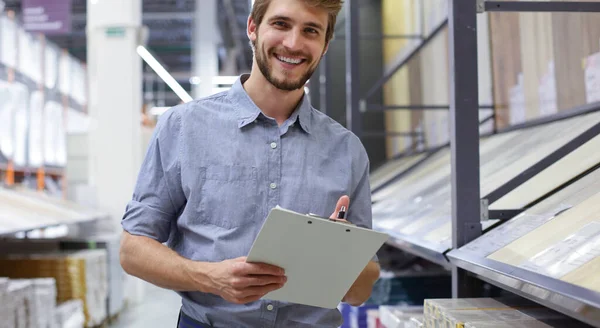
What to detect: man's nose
<box><xmin>281</xmin><ymin>29</ymin><xmax>303</xmax><ymax>52</ymax></box>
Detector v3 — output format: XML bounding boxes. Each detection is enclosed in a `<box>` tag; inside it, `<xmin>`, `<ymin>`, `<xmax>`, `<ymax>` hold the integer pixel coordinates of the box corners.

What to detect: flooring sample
<box><xmin>421</xmin><ymin>28</ymin><xmax>450</xmax><ymax>148</ymax></box>
<box><xmin>481</xmin><ymin>111</ymin><xmax>600</xmax><ymax>198</ymax></box>
<box><xmin>491</xmin><ymin>130</ymin><xmax>600</xmax><ymax>209</ymax></box>
<box><xmin>489</xmin><ymin>12</ymin><xmax>522</xmax><ymax>130</ymax></box>
<box><xmin>552</xmin><ymin>11</ymin><xmax>587</xmax><ymax>111</ymax></box>
<box><xmin>408</xmin><ymin>53</ymin><xmax>424</xmax><ymax>149</ymax></box>
<box><xmin>0</xmin><ymin>187</ymin><xmax>104</xmax><ymax>235</ymax></box>
<box><xmin>369</xmin><ymin>153</ymin><xmax>425</xmax><ymax>191</ymax></box>
<box><xmin>382</xmin><ymin>0</ymin><xmax>414</xmax><ymax>157</ymax></box>
<box><xmin>464</xmin><ymin>166</ymin><xmax>600</xmax><ymax>257</ymax></box>
<box><xmin>488</xmin><ymin>191</ymin><xmax>600</xmax><ymax>288</ymax></box>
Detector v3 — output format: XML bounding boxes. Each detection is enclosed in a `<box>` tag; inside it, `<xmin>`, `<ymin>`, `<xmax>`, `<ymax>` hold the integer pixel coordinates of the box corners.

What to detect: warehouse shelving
<box><xmin>0</xmin><ymin>10</ymin><xmax>100</xmax><ymax>237</ymax></box>
<box><xmin>344</xmin><ymin>0</ymin><xmax>600</xmax><ymax>326</ymax></box>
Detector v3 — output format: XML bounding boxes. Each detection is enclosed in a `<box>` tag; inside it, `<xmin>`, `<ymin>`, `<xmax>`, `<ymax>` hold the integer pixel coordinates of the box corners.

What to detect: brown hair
<box><xmin>251</xmin><ymin>0</ymin><xmax>343</xmax><ymax>44</ymax></box>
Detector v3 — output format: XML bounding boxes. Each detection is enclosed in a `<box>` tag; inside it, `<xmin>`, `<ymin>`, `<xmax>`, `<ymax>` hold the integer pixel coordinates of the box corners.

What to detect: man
<box><xmin>119</xmin><ymin>0</ymin><xmax>380</xmax><ymax>327</ymax></box>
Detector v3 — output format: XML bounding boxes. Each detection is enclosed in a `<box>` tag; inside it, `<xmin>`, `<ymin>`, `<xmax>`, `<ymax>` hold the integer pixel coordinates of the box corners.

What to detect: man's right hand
<box><xmin>205</xmin><ymin>257</ymin><xmax>287</xmax><ymax>304</ymax></box>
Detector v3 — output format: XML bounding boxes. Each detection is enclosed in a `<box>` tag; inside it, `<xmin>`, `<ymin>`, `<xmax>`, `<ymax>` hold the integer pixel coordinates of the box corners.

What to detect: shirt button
<box><xmin>270</xmin><ymin>142</ymin><xmax>277</xmax><ymax>149</ymax></box>
<box><xmin>270</xmin><ymin>183</ymin><xmax>277</xmax><ymax>189</ymax></box>
<box><xmin>267</xmin><ymin>304</ymin><xmax>274</xmax><ymax>311</ymax></box>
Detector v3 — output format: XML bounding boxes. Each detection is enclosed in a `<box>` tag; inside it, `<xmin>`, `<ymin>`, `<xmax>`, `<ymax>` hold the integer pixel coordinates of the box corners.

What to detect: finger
<box><xmin>330</xmin><ymin>218</ymin><xmax>350</xmax><ymax>224</ymax></box>
<box><xmin>233</xmin><ymin>275</ymin><xmax>287</xmax><ymax>288</ymax></box>
<box><xmin>238</xmin><ymin>261</ymin><xmax>285</xmax><ymax>276</ymax></box>
<box><xmin>243</xmin><ymin>282</ymin><xmax>286</xmax><ymax>297</ymax></box>
<box><xmin>330</xmin><ymin>195</ymin><xmax>350</xmax><ymax>218</ymax></box>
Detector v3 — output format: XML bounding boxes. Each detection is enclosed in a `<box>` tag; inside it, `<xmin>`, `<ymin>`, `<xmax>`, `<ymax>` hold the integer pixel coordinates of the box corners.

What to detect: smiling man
<box><xmin>119</xmin><ymin>0</ymin><xmax>380</xmax><ymax>327</ymax></box>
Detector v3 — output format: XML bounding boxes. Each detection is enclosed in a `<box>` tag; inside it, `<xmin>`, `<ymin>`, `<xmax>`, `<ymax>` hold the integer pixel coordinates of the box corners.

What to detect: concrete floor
<box><xmin>109</xmin><ymin>282</ymin><xmax>181</xmax><ymax>328</ymax></box>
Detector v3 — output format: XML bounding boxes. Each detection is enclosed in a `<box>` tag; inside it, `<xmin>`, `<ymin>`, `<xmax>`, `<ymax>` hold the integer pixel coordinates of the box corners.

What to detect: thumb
<box><xmin>330</xmin><ymin>195</ymin><xmax>350</xmax><ymax>218</ymax></box>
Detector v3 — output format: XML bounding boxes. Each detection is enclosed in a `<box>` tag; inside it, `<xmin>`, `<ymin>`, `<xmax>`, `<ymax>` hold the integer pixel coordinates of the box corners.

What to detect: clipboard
<box><xmin>246</xmin><ymin>206</ymin><xmax>389</xmax><ymax>309</ymax></box>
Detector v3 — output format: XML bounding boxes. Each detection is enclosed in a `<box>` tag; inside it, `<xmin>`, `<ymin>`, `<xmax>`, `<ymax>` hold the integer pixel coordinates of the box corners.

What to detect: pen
<box><xmin>337</xmin><ymin>206</ymin><xmax>346</xmax><ymax>220</ymax></box>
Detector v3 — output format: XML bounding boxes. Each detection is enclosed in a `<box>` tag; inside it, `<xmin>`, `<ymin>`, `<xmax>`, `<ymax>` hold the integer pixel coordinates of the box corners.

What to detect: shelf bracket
<box><xmin>476</xmin><ymin>0</ymin><xmax>485</xmax><ymax>13</ymax></box>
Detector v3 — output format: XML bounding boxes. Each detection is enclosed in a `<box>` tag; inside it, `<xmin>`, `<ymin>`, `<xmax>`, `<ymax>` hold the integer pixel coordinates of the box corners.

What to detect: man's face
<box><xmin>249</xmin><ymin>0</ymin><xmax>329</xmax><ymax>91</ymax></box>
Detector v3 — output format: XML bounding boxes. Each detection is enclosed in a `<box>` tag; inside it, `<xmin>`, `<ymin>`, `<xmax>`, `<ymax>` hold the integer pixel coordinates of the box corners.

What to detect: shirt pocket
<box><xmin>199</xmin><ymin>164</ymin><xmax>260</xmax><ymax>229</ymax></box>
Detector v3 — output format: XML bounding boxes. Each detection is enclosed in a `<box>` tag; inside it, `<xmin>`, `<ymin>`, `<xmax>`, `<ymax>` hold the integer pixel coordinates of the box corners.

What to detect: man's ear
<box><xmin>322</xmin><ymin>42</ymin><xmax>330</xmax><ymax>57</ymax></box>
<box><xmin>247</xmin><ymin>15</ymin><xmax>258</xmax><ymax>43</ymax></box>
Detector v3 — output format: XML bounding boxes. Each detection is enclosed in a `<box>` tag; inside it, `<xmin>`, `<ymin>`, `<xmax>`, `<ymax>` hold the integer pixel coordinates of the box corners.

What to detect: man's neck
<box><xmin>243</xmin><ymin>71</ymin><xmax>305</xmax><ymax>126</ymax></box>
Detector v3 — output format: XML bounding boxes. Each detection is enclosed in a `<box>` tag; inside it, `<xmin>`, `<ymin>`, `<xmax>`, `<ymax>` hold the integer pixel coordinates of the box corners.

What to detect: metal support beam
<box><xmin>319</xmin><ymin>53</ymin><xmax>329</xmax><ymax>115</ymax></box>
<box><xmin>345</xmin><ymin>0</ymin><xmax>362</xmax><ymax>137</ymax></box>
<box><xmin>484</xmin><ymin>1</ymin><xmax>600</xmax><ymax>12</ymax></box>
<box><xmin>448</xmin><ymin>0</ymin><xmax>483</xmax><ymax>298</ymax></box>
<box><xmin>364</xmin><ymin>18</ymin><xmax>448</xmax><ymax>101</ymax></box>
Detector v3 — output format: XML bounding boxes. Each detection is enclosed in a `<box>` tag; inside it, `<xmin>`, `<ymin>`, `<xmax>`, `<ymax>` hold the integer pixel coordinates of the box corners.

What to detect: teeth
<box><xmin>277</xmin><ymin>55</ymin><xmax>302</xmax><ymax>64</ymax></box>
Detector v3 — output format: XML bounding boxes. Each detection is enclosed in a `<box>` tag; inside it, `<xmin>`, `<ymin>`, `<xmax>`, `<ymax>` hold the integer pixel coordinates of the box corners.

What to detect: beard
<box><xmin>252</xmin><ymin>38</ymin><xmax>320</xmax><ymax>91</ymax></box>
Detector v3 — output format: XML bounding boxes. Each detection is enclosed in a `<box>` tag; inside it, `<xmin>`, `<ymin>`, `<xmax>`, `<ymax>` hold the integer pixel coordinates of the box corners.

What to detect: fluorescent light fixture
<box><xmin>189</xmin><ymin>76</ymin><xmax>201</xmax><ymax>85</ymax></box>
<box><xmin>213</xmin><ymin>76</ymin><xmax>238</xmax><ymax>85</ymax></box>
<box><xmin>189</xmin><ymin>76</ymin><xmax>239</xmax><ymax>86</ymax></box>
<box><xmin>149</xmin><ymin>106</ymin><xmax>171</xmax><ymax>116</ymax></box>
<box><xmin>137</xmin><ymin>45</ymin><xmax>193</xmax><ymax>103</ymax></box>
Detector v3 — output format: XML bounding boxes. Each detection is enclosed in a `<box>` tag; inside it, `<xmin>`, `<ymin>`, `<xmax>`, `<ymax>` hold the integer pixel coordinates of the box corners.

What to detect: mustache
<box><xmin>270</xmin><ymin>48</ymin><xmax>311</xmax><ymax>60</ymax></box>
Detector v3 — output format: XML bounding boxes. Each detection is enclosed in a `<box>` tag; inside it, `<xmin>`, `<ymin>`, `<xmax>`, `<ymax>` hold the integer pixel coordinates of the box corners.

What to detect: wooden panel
<box><xmin>408</xmin><ymin>54</ymin><xmax>423</xmax><ymax>151</ymax></box>
<box><xmin>580</xmin><ymin>0</ymin><xmax>600</xmax><ymax>58</ymax></box>
<box><xmin>489</xmin><ymin>12</ymin><xmax>522</xmax><ymax>130</ymax></box>
<box><xmin>421</xmin><ymin>28</ymin><xmax>449</xmax><ymax>148</ymax></box>
<box><xmin>382</xmin><ymin>0</ymin><xmax>413</xmax><ymax>157</ymax></box>
<box><xmin>519</xmin><ymin>12</ymin><xmax>541</xmax><ymax>121</ymax></box>
<box><xmin>488</xmin><ymin>191</ymin><xmax>600</xmax><ymax>266</ymax></box>
<box><xmin>552</xmin><ymin>12</ymin><xmax>587</xmax><ymax>110</ymax></box>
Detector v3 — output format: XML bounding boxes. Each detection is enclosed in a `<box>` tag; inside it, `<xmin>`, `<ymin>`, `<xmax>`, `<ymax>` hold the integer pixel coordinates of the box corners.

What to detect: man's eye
<box><xmin>274</xmin><ymin>21</ymin><xmax>287</xmax><ymax>27</ymax></box>
<box><xmin>305</xmin><ymin>28</ymin><xmax>318</xmax><ymax>34</ymax></box>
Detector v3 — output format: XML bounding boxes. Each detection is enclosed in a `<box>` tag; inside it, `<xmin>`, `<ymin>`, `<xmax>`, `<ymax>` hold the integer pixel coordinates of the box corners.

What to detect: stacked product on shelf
<box><xmin>378</xmin><ymin>305</ymin><xmax>424</xmax><ymax>328</ymax></box>
<box><xmin>0</xmin><ymin>249</ymin><xmax>109</xmax><ymax>327</ymax></box>
<box><xmin>0</xmin><ymin>277</ymin><xmax>10</xmax><ymax>328</ymax></box>
<box><xmin>422</xmin><ymin>298</ymin><xmax>590</xmax><ymax>327</ymax></box>
<box><xmin>54</xmin><ymin>299</ymin><xmax>85</xmax><ymax>328</ymax></box>
<box><xmin>6</xmin><ymin>279</ymin><xmax>35</xmax><ymax>328</ymax></box>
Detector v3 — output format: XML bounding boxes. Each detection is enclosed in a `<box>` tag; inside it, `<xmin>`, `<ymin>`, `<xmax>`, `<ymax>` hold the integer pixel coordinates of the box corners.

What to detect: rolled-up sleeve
<box><xmin>121</xmin><ymin>109</ymin><xmax>186</xmax><ymax>243</ymax></box>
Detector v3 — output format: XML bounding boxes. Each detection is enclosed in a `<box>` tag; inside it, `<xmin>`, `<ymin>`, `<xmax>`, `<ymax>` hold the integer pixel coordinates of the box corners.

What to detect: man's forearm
<box><xmin>343</xmin><ymin>261</ymin><xmax>380</xmax><ymax>306</ymax></box>
<box><xmin>119</xmin><ymin>231</ymin><xmax>213</xmax><ymax>292</ymax></box>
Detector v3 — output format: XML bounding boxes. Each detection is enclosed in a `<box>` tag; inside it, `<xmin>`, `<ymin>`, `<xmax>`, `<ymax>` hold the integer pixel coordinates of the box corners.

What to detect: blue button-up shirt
<box><xmin>122</xmin><ymin>74</ymin><xmax>374</xmax><ymax>328</ymax></box>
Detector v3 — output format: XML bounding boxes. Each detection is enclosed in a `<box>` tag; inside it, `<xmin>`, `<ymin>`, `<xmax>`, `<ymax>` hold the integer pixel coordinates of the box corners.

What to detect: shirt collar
<box><xmin>229</xmin><ymin>74</ymin><xmax>312</xmax><ymax>134</ymax></box>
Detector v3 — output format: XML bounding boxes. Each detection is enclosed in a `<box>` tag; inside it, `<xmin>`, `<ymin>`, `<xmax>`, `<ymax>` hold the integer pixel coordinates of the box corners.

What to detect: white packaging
<box><xmin>55</xmin><ymin>300</ymin><xmax>85</xmax><ymax>328</ymax></box>
<box><xmin>8</xmin><ymin>279</ymin><xmax>35</xmax><ymax>328</ymax></box>
<box><xmin>0</xmin><ymin>278</ymin><xmax>11</xmax><ymax>328</ymax></box>
<box><xmin>32</xmin><ymin>278</ymin><xmax>58</xmax><ymax>328</ymax></box>
<box><xmin>379</xmin><ymin>305</ymin><xmax>424</xmax><ymax>328</ymax></box>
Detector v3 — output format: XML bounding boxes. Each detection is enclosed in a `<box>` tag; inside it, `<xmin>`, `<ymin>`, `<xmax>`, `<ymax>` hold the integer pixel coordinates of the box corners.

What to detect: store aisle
<box><xmin>110</xmin><ymin>282</ymin><xmax>181</xmax><ymax>328</ymax></box>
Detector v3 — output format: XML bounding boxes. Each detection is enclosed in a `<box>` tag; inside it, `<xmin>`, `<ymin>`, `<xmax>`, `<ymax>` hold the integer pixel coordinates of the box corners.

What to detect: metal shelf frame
<box><xmin>448</xmin><ymin>250</ymin><xmax>600</xmax><ymax>327</ymax></box>
<box><xmin>343</xmin><ymin>0</ymin><xmax>600</xmax><ymax>324</ymax></box>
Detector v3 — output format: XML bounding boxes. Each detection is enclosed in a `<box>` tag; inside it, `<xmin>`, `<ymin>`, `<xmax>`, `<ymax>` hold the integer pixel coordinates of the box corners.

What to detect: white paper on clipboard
<box><xmin>246</xmin><ymin>206</ymin><xmax>389</xmax><ymax>309</ymax></box>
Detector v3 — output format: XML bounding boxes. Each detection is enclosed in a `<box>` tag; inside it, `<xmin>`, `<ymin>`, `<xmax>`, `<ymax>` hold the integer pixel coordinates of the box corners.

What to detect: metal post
<box><xmin>319</xmin><ymin>53</ymin><xmax>328</xmax><ymax>115</ymax></box>
<box><xmin>345</xmin><ymin>0</ymin><xmax>361</xmax><ymax>137</ymax></box>
<box><xmin>448</xmin><ymin>0</ymin><xmax>483</xmax><ymax>298</ymax></box>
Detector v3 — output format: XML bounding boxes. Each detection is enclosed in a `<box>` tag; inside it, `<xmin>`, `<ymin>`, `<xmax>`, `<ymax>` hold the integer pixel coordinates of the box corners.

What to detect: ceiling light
<box><xmin>188</xmin><ymin>76</ymin><xmax>239</xmax><ymax>85</ymax></box>
<box><xmin>137</xmin><ymin>45</ymin><xmax>193</xmax><ymax>103</ymax></box>
<box><xmin>149</xmin><ymin>106</ymin><xmax>170</xmax><ymax>116</ymax></box>
<box><xmin>189</xmin><ymin>76</ymin><xmax>201</xmax><ymax>85</ymax></box>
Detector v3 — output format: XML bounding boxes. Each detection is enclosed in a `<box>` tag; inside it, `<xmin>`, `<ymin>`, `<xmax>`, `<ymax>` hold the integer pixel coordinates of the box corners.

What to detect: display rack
<box><xmin>345</xmin><ymin>0</ymin><xmax>600</xmax><ymax>326</ymax></box>
<box><xmin>369</xmin><ymin>108</ymin><xmax>600</xmax><ymax>270</ymax></box>
<box><xmin>0</xmin><ymin>11</ymin><xmax>88</xmax><ymax>193</ymax></box>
